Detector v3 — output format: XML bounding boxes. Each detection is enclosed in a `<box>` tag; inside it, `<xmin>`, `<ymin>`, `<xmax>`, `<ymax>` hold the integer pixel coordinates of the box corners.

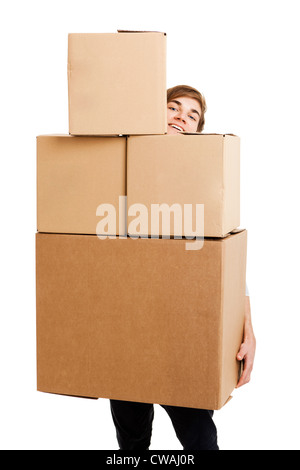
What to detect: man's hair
<box><xmin>167</xmin><ymin>85</ymin><xmax>207</xmax><ymax>133</ymax></box>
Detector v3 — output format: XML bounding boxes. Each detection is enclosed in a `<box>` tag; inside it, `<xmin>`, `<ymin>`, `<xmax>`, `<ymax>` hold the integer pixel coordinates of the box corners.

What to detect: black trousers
<box><xmin>110</xmin><ymin>400</ymin><xmax>219</xmax><ymax>451</ymax></box>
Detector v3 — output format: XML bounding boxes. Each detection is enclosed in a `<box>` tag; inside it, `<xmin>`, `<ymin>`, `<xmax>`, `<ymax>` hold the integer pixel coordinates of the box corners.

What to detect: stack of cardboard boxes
<box><xmin>36</xmin><ymin>31</ymin><xmax>247</xmax><ymax>411</ymax></box>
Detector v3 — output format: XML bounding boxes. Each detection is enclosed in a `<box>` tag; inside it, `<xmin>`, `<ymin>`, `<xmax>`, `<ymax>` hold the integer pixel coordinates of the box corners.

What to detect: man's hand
<box><xmin>236</xmin><ymin>296</ymin><xmax>256</xmax><ymax>388</ymax></box>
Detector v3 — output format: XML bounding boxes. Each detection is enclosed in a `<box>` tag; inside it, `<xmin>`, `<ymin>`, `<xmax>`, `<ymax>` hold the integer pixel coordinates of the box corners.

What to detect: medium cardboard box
<box><xmin>37</xmin><ymin>135</ymin><xmax>126</xmax><ymax>235</ymax></box>
<box><xmin>68</xmin><ymin>32</ymin><xmax>167</xmax><ymax>135</ymax></box>
<box><xmin>127</xmin><ymin>134</ymin><xmax>240</xmax><ymax>238</ymax></box>
<box><xmin>36</xmin><ymin>230</ymin><xmax>247</xmax><ymax>410</ymax></box>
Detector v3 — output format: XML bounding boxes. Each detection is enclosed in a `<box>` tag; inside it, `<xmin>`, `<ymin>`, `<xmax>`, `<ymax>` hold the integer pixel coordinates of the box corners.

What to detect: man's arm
<box><xmin>236</xmin><ymin>295</ymin><xmax>256</xmax><ymax>388</ymax></box>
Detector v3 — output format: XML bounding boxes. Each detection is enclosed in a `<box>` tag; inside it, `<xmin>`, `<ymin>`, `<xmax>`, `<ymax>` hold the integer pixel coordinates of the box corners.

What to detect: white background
<box><xmin>1</xmin><ymin>0</ymin><xmax>299</xmax><ymax>450</ymax></box>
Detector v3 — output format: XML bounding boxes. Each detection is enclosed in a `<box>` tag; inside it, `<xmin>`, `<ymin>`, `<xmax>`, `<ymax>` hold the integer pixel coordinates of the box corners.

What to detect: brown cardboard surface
<box><xmin>127</xmin><ymin>134</ymin><xmax>240</xmax><ymax>238</ymax></box>
<box><xmin>68</xmin><ymin>32</ymin><xmax>167</xmax><ymax>135</ymax></box>
<box><xmin>36</xmin><ymin>231</ymin><xmax>247</xmax><ymax>410</ymax></box>
<box><xmin>37</xmin><ymin>135</ymin><xmax>126</xmax><ymax>235</ymax></box>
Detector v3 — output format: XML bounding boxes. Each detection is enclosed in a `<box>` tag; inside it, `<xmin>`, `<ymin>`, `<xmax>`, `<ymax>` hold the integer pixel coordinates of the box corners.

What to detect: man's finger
<box><xmin>237</xmin><ymin>343</ymin><xmax>247</xmax><ymax>361</ymax></box>
<box><xmin>236</xmin><ymin>354</ymin><xmax>254</xmax><ymax>388</ymax></box>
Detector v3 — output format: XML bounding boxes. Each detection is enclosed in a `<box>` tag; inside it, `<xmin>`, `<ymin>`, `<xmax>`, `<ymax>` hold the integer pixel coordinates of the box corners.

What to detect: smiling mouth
<box><xmin>169</xmin><ymin>124</ymin><xmax>184</xmax><ymax>132</ymax></box>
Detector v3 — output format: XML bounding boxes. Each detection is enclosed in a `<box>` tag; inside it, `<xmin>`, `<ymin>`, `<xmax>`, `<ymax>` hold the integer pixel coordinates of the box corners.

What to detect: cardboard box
<box><xmin>127</xmin><ymin>134</ymin><xmax>240</xmax><ymax>238</ymax></box>
<box><xmin>36</xmin><ymin>230</ymin><xmax>247</xmax><ymax>410</ymax></box>
<box><xmin>37</xmin><ymin>135</ymin><xmax>126</xmax><ymax>235</ymax></box>
<box><xmin>68</xmin><ymin>32</ymin><xmax>167</xmax><ymax>135</ymax></box>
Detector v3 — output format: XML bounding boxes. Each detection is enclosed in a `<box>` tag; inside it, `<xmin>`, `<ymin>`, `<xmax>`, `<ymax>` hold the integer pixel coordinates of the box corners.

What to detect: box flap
<box><xmin>117</xmin><ymin>30</ymin><xmax>166</xmax><ymax>35</ymax></box>
<box><xmin>223</xmin><ymin>395</ymin><xmax>233</xmax><ymax>407</ymax></box>
<box><xmin>204</xmin><ymin>229</ymin><xmax>245</xmax><ymax>242</ymax></box>
<box><xmin>182</xmin><ymin>132</ymin><xmax>238</xmax><ymax>137</ymax></box>
<box><xmin>220</xmin><ymin>229</ymin><xmax>244</xmax><ymax>240</ymax></box>
<box><xmin>229</xmin><ymin>228</ymin><xmax>245</xmax><ymax>235</ymax></box>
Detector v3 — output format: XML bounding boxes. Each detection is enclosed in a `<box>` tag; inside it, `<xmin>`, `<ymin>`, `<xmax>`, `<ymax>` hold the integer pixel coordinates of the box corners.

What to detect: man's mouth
<box><xmin>169</xmin><ymin>124</ymin><xmax>184</xmax><ymax>132</ymax></box>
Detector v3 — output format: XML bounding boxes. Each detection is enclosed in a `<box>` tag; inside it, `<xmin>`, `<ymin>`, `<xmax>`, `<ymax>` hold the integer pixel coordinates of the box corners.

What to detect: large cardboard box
<box><xmin>37</xmin><ymin>135</ymin><xmax>126</xmax><ymax>235</ymax></box>
<box><xmin>127</xmin><ymin>134</ymin><xmax>240</xmax><ymax>238</ymax></box>
<box><xmin>68</xmin><ymin>32</ymin><xmax>167</xmax><ymax>136</ymax></box>
<box><xmin>36</xmin><ymin>230</ymin><xmax>247</xmax><ymax>410</ymax></box>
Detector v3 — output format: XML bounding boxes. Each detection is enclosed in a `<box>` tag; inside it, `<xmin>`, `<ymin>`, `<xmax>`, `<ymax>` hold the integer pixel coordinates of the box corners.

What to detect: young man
<box><xmin>110</xmin><ymin>85</ymin><xmax>256</xmax><ymax>451</ymax></box>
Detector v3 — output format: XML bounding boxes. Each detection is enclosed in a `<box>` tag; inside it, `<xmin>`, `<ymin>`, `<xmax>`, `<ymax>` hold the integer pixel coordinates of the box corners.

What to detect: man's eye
<box><xmin>189</xmin><ymin>115</ymin><xmax>196</xmax><ymax>121</ymax></box>
<box><xmin>168</xmin><ymin>107</ymin><xmax>177</xmax><ymax>112</ymax></box>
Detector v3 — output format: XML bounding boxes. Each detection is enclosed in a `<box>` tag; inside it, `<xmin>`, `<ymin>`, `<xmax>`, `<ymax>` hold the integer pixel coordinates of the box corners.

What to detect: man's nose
<box><xmin>175</xmin><ymin>112</ymin><xmax>186</xmax><ymax>123</ymax></box>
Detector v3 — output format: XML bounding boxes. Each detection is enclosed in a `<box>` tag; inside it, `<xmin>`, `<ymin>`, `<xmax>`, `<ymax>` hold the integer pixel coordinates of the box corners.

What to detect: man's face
<box><xmin>167</xmin><ymin>96</ymin><xmax>201</xmax><ymax>134</ymax></box>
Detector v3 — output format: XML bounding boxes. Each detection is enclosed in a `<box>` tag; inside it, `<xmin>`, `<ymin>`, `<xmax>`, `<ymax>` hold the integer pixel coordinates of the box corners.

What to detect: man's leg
<box><xmin>161</xmin><ymin>405</ymin><xmax>219</xmax><ymax>450</ymax></box>
<box><xmin>110</xmin><ymin>400</ymin><xmax>154</xmax><ymax>450</ymax></box>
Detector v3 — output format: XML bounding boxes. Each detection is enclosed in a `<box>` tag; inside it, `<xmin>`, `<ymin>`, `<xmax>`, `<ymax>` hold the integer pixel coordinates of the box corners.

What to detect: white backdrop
<box><xmin>1</xmin><ymin>0</ymin><xmax>299</xmax><ymax>450</ymax></box>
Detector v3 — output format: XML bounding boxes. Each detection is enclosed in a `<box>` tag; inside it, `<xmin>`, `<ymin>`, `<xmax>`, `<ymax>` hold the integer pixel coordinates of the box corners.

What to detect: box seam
<box><xmin>67</xmin><ymin>35</ymin><xmax>72</xmax><ymax>135</ymax></box>
<box><xmin>87</xmin><ymin>238</ymin><xmax>92</xmax><ymax>394</ymax></box>
<box><xmin>218</xmin><ymin>242</ymin><xmax>225</xmax><ymax>408</ymax></box>
<box><xmin>35</xmin><ymin>233</ymin><xmax>39</xmax><ymax>392</ymax></box>
<box><xmin>36</xmin><ymin>137</ymin><xmax>39</xmax><ymax>232</ymax></box>
<box><xmin>221</xmin><ymin>136</ymin><xmax>226</xmax><ymax>237</ymax></box>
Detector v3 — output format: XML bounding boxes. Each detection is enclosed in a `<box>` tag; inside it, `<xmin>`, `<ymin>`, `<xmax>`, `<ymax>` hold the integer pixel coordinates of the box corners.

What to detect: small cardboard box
<box><xmin>37</xmin><ymin>135</ymin><xmax>126</xmax><ymax>235</ymax></box>
<box><xmin>127</xmin><ymin>134</ymin><xmax>240</xmax><ymax>238</ymax></box>
<box><xmin>68</xmin><ymin>31</ymin><xmax>167</xmax><ymax>135</ymax></box>
<box><xmin>36</xmin><ymin>230</ymin><xmax>247</xmax><ymax>410</ymax></box>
